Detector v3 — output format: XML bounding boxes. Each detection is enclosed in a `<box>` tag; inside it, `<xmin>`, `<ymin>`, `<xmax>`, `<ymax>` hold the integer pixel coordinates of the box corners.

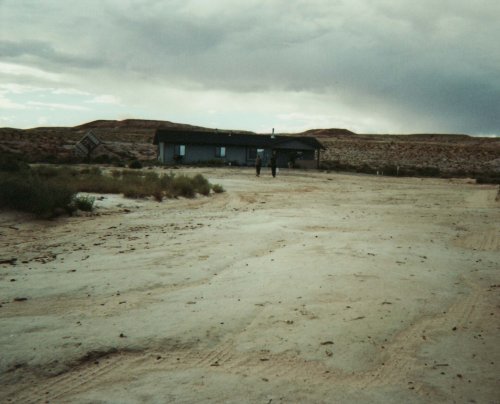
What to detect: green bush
<box><xmin>0</xmin><ymin>165</ymin><xmax>218</xmax><ymax>217</ymax></box>
<box><xmin>192</xmin><ymin>173</ymin><xmax>211</xmax><ymax>196</ymax></box>
<box><xmin>476</xmin><ymin>176</ymin><xmax>500</xmax><ymax>185</ymax></box>
<box><xmin>73</xmin><ymin>195</ymin><xmax>95</xmax><ymax>211</ymax></box>
<box><xmin>0</xmin><ymin>155</ymin><xmax>29</xmax><ymax>172</ymax></box>
<box><xmin>171</xmin><ymin>175</ymin><xmax>196</xmax><ymax>198</ymax></box>
<box><xmin>0</xmin><ymin>172</ymin><xmax>75</xmax><ymax>217</ymax></box>
<box><xmin>212</xmin><ymin>184</ymin><xmax>225</xmax><ymax>193</ymax></box>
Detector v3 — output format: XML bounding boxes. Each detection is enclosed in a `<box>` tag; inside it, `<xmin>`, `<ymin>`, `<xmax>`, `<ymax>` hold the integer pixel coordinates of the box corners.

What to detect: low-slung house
<box><xmin>153</xmin><ymin>129</ymin><xmax>325</xmax><ymax>168</ymax></box>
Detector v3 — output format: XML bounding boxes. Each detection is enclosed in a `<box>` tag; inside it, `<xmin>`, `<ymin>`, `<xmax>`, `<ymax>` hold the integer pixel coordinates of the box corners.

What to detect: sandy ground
<box><xmin>0</xmin><ymin>167</ymin><xmax>499</xmax><ymax>403</ymax></box>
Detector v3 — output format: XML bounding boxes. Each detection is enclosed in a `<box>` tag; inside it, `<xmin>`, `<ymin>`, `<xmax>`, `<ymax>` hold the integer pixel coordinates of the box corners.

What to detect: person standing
<box><xmin>255</xmin><ymin>154</ymin><xmax>262</xmax><ymax>177</ymax></box>
<box><xmin>270</xmin><ymin>151</ymin><xmax>277</xmax><ymax>178</ymax></box>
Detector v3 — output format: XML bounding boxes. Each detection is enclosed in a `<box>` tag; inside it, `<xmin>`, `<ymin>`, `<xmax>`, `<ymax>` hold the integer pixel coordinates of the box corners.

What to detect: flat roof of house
<box><xmin>153</xmin><ymin>129</ymin><xmax>325</xmax><ymax>150</ymax></box>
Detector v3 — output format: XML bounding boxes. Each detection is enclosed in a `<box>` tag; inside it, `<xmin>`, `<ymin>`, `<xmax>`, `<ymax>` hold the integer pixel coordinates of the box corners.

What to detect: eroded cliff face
<box><xmin>0</xmin><ymin>120</ymin><xmax>498</xmax><ymax>177</ymax></box>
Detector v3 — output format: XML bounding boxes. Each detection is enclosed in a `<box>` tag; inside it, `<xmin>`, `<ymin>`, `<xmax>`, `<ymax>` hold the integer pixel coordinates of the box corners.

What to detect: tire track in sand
<box><xmin>3</xmin><ymin>280</ymin><xmax>486</xmax><ymax>403</ymax></box>
<box><xmin>3</xmin><ymin>351</ymin><xmax>143</xmax><ymax>404</ymax></box>
<box><xmin>354</xmin><ymin>278</ymin><xmax>483</xmax><ymax>398</ymax></box>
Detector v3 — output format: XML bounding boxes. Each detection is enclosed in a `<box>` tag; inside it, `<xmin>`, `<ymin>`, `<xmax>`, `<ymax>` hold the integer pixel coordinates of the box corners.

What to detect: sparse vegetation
<box><xmin>0</xmin><ymin>164</ymin><xmax>220</xmax><ymax>217</ymax></box>
<box><xmin>0</xmin><ymin>172</ymin><xmax>75</xmax><ymax>217</ymax></box>
<box><xmin>129</xmin><ymin>160</ymin><xmax>143</xmax><ymax>169</ymax></box>
<box><xmin>0</xmin><ymin>154</ymin><xmax>29</xmax><ymax>172</ymax></box>
<box><xmin>72</xmin><ymin>195</ymin><xmax>96</xmax><ymax>212</ymax></box>
<box><xmin>211</xmin><ymin>184</ymin><xmax>225</xmax><ymax>193</ymax></box>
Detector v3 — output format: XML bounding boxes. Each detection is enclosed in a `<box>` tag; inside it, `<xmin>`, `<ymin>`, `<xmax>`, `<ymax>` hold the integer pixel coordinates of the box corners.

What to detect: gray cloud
<box><xmin>1</xmin><ymin>0</ymin><xmax>499</xmax><ymax>134</ymax></box>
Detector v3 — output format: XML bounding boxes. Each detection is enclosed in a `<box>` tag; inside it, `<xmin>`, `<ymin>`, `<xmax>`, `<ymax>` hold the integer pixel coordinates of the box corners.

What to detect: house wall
<box><xmin>157</xmin><ymin>143</ymin><xmax>318</xmax><ymax>167</ymax></box>
<box><xmin>159</xmin><ymin>143</ymin><xmax>250</xmax><ymax>165</ymax></box>
<box><xmin>274</xmin><ymin>149</ymin><xmax>315</xmax><ymax>167</ymax></box>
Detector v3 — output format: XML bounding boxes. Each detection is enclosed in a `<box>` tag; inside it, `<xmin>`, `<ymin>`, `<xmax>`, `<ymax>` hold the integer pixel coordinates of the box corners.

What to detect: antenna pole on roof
<box><xmin>271</xmin><ymin>128</ymin><xmax>275</xmax><ymax>139</ymax></box>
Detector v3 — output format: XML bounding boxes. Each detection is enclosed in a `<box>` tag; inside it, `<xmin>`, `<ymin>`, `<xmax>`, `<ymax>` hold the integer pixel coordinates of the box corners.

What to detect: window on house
<box><xmin>174</xmin><ymin>144</ymin><xmax>186</xmax><ymax>156</ymax></box>
<box><xmin>215</xmin><ymin>146</ymin><xmax>226</xmax><ymax>158</ymax></box>
<box><xmin>248</xmin><ymin>148</ymin><xmax>264</xmax><ymax>159</ymax></box>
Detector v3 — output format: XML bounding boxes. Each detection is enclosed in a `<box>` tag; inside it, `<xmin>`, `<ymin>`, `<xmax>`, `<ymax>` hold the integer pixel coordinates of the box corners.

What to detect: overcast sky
<box><xmin>1</xmin><ymin>0</ymin><xmax>499</xmax><ymax>135</ymax></box>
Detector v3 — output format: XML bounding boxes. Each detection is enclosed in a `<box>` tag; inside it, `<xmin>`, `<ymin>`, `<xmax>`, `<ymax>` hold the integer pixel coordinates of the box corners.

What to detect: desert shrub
<box><xmin>170</xmin><ymin>175</ymin><xmax>196</xmax><ymax>198</ymax></box>
<box><xmin>129</xmin><ymin>160</ymin><xmax>143</xmax><ymax>169</ymax></box>
<box><xmin>79</xmin><ymin>166</ymin><xmax>102</xmax><ymax>176</ymax></box>
<box><xmin>41</xmin><ymin>154</ymin><xmax>59</xmax><ymax>164</ymax></box>
<box><xmin>0</xmin><ymin>172</ymin><xmax>75</xmax><ymax>217</ymax></box>
<box><xmin>32</xmin><ymin>165</ymin><xmax>61</xmax><ymax>178</ymax></box>
<box><xmin>0</xmin><ymin>155</ymin><xmax>29</xmax><ymax>172</ymax></box>
<box><xmin>144</xmin><ymin>171</ymin><xmax>159</xmax><ymax>182</ymax></box>
<box><xmin>192</xmin><ymin>173</ymin><xmax>211</xmax><ymax>196</ymax></box>
<box><xmin>212</xmin><ymin>184</ymin><xmax>225</xmax><ymax>193</ymax></box>
<box><xmin>320</xmin><ymin>160</ymin><xmax>357</xmax><ymax>172</ymax></box>
<box><xmin>73</xmin><ymin>167</ymin><xmax>122</xmax><ymax>194</ymax></box>
<box><xmin>380</xmin><ymin>165</ymin><xmax>399</xmax><ymax>176</ymax></box>
<box><xmin>120</xmin><ymin>169</ymin><xmax>143</xmax><ymax>177</ymax></box>
<box><xmin>357</xmin><ymin>164</ymin><xmax>375</xmax><ymax>174</ymax></box>
<box><xmin>72</xmin><ymin>195</ymin><xmax>95</xmax><ymax>211</ymax></box>
<box><xmin>159</xmin><ymin>172</ymin><xmax>174</xmax><ymax>188</ymax></box>
<box><xmin>0</xmin><ymin>165</ymin><xmax>217</xmax><ymax>216</ymax></box>
<box><xmin>92</xmin><ymin>154</ymin><xmax>113</xmax><ymax>164</ymax></box>
<box><xmin>416</xmin><ymin>166</ymin><xmax>441</xmax><ymax>177</ymax></box>
<box><xmin>476</xmin><ymin>176</ymin><xmax>500</xmax><ymax>184</ymax></box>
<box><xmin>152</xmin><ymin>190</ymin><xmax>163</xmax><ymax>202</ymax></box>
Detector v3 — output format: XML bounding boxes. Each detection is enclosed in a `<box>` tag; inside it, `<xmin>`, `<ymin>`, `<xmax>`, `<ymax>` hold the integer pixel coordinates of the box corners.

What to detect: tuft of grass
<box><xmin>192</xmin><ymin>173</ymin><xmax>211</xmax><ymax>196</ymax></box>
<box><xmin>212</xmin><ymin>184</ymin><xmax>225</xmax><ymax>193</ymax></box>
<box><xmin>72</xmin><ymin>195</ymin><xmax>95</xmax><ymax>211</ymax></box>
<box><xmin>0</xmin><ymin>155</ymin><xmax>30</xmax><ymax>172</ymax></box>
<box><xmin>0</xmin><ymin>172</ymin><xmax>75</xmax><ymax>217</ymax></box>
<box><xmin>170</xmin><ymin>175</ymin><xmax>196</xmax><ymax>198</ymax></box>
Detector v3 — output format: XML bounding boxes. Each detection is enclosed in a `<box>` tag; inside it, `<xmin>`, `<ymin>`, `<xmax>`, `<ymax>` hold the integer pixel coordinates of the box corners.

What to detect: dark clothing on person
<box><xmin>255</xmin><ymin>155</ymin><xmax>262</xmax><ymax>176</ymax></box>
<box><xmin>270</xmin><ymin>154</ymin><xmax>277</xmax><ymax>177</ymax></box>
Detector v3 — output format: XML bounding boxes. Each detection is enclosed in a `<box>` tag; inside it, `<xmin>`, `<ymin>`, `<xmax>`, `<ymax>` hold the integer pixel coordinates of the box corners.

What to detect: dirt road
<box><xmin>1</xmin><ymin>167</ymin><xmax>499</xmax><ymax>403</ymax></box>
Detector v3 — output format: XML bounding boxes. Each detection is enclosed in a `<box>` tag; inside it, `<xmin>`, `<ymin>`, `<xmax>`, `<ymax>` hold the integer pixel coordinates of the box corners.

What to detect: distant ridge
<box><xmin>74</xmin><ymin>119</ymin><xmax>256</xmax><ymax>135</ymax></box>
<box><xmin>298</xmin><ymin>128</ymin><xmax>357</xmax><ymax>138</ymax></box>
<box><xmin>75</xmin><ymin>119</ymin><xmax>209</xmax><ymax>131</ymax></box>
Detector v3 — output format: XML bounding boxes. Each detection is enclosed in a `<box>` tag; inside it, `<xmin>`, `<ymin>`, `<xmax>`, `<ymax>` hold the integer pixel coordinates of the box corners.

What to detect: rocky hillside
<box><xmin>0</xmin><ymin>119</ymin><xmax>499</xmax><ymax>178</ymax></box>
<box><xmin>316</xmin><ymin>133</ymin><xmax>500</xmax><ymax>176</ymax></box>
<box><xmin>0</xmin><ymin>119</ymin><xmax>209</xmax><ymax>163</ymax></box>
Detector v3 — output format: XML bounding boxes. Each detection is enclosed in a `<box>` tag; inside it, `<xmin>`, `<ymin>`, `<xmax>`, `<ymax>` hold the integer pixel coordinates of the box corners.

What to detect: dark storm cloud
<box><xmin>1</xmin><ymin>0</ymin><xmax>499</xmax><ymax>134</ymax></box>
<box><xmin>0</xmin><ymin>40</ymin><xmax>102</xmax><ymax>69</ymax></box>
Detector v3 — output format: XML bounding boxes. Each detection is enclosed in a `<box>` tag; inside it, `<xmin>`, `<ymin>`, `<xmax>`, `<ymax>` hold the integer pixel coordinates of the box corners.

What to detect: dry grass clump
<box><xmin>0</xmin><ymin>164</ymin><xmax>221</xmax><ymax>217</ymax></box>
<box><xmin>0</xmin><ymin>172</ymin><xmax>75</xmax><ymax>217</ymax></box>
<box><xmin>211</xmin><ymin>184</ymin><xmax>225</xmax><ymax>193</ymax></box>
